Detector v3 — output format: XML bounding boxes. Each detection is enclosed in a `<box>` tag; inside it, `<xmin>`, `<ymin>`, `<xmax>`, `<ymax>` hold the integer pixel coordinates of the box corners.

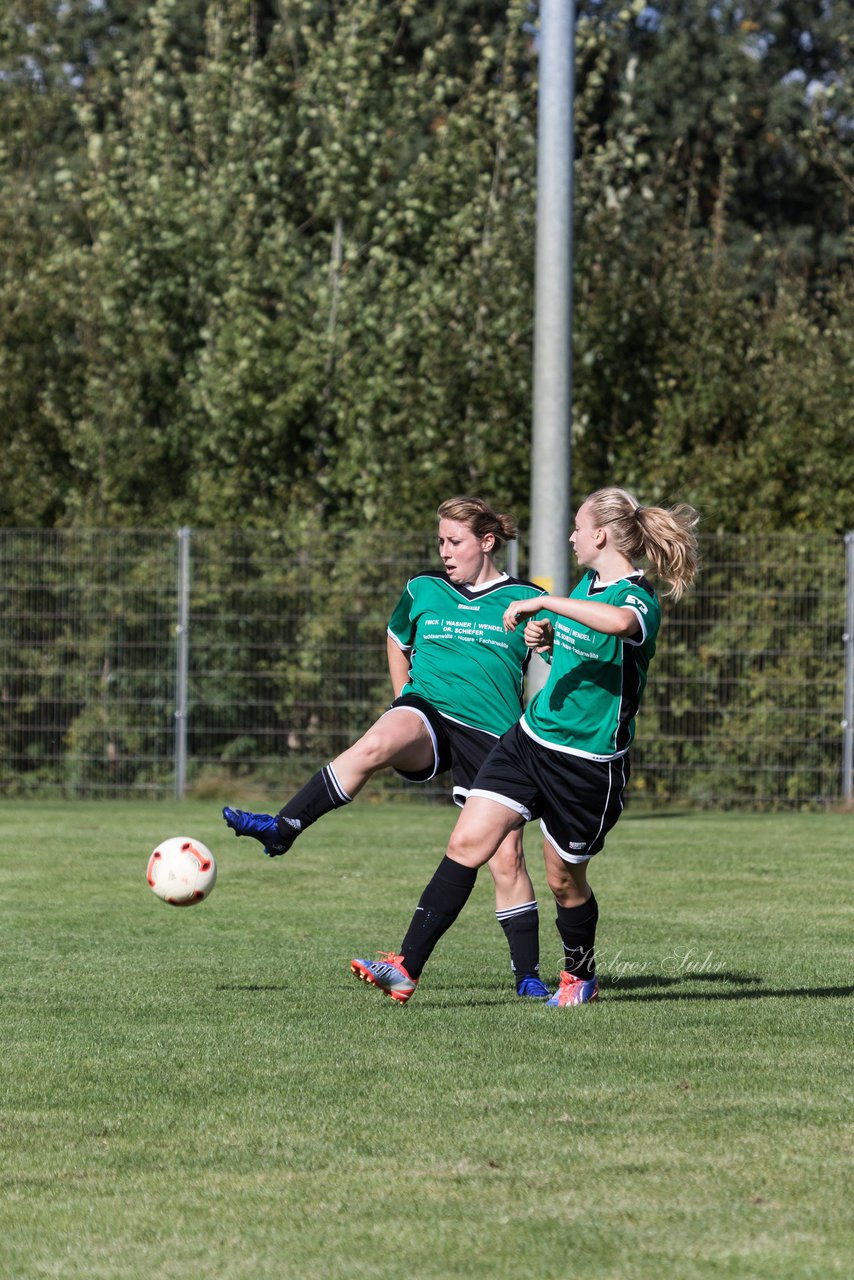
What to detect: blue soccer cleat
<box><xmin>350</xmin><ymin>952</ymin><xmax>418</xmax><ymax>1004</ymax></box>
<box><xmin>516</xmin><ymin>975</ymin><xmax>551</xmax><ymax>999</ymax></box>
<box><xmin>222</xmin><ymin>806</ymin><xmax>299</xmax><ymax>857</ymax></box>
<box><xmin>546</xmin><ymin>971</ymin><xmax>600</xmax><ymax>1007</ymax></box>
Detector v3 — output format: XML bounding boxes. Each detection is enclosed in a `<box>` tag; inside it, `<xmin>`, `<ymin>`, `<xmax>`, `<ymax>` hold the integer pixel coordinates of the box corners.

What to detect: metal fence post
<box><xmin>843</xmin><ymin>531</ymin><xmax>854</xmax><ymax>805</ymax></box>
<box><xmin>175</xmin><ymin>527</ymin><xmax>192</xmax><ymax>800</ymax></box>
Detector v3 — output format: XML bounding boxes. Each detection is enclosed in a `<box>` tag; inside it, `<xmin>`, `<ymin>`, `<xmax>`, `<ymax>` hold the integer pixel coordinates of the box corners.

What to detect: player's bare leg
<box><xmin>224</xmin><ymin>707</ymin><xmax>433</xmax><ymax>856</ymax></box>
<box><xmin>330</xmin><ymin>707</ymin><xmax>434</xmax><ymax>796</ymax></box>
<box><xmin>352</xmin><ymin>796</ymin><xmax>520</xmax><ymax>1000</ymax></box>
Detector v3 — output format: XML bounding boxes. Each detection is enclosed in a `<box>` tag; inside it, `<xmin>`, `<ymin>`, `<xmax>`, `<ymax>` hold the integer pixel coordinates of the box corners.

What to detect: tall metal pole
<box><xmin>505</xmin><ymin>538</ymin><xmax>518</xmax><ymax>580</ymax></box>
<box><xmin>529</xmin><ymin>0</ymin><xmax>574</xmax><ymax>608</ymax></box>
<box><xmin>175</xmin><ymin>526</ymin><xmax>191</xmax><ymax>800</ymax></box>
<box><xmin>843</xmin><ymin>531</ymin><xmax>854</xmax><ymax>805</ymax></box>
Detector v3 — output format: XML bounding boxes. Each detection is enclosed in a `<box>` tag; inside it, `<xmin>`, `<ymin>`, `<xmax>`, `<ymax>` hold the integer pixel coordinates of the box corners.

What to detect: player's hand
<box><xmin>503</xmin><ymin>599</ymin><xmax>539</xmax><ymax>631</ymax></box>
<box><xmin>524</xmin><ymin>618</ymin><xmax>554</xmax><ymax>654</ymax></box>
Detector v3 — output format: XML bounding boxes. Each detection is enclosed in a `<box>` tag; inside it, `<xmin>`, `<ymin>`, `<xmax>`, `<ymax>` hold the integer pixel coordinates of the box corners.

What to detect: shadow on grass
<box><xmin>606</xmin><ymin>972</ymin><xmax>854</xmax><ymax>1001</ymax></box>
<box><xmin>215</xmin><ymin>974</ymin><xmax>854</xmax><ymax>1005</ymax></box>
<box><xmin>215</xmin><ymin>983</ymin><xmax>289</xmax><ymax>992</ymax></box>
<box><xmin>435</xmin><ymin>970</ymin><xmax>854</xmax><ymax>1006</ymax></box>
<box><xmin>606</xmin><ymin>971</ymin><xmax>758</xmax><ymax>990</ymax></box>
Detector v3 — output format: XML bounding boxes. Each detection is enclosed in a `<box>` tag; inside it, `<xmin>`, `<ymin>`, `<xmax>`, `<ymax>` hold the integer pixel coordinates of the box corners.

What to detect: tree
<box><xmin>0</xmin><ymin>0</ymin><xmax>851</xmax><ymax>533</ymax></box>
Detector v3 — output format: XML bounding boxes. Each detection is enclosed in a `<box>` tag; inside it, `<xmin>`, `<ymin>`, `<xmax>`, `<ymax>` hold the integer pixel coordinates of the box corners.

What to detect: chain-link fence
<box><xmin>0</xmin><ymin>527</ymin><xmax>851</xmax><ymax>808</ymax></box>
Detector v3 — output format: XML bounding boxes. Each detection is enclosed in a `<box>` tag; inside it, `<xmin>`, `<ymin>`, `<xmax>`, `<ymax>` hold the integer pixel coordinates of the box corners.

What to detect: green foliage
<box><xmin>569</xmin><ymin>0</ymin><xmax>854</xmax><ymax>530</ymax></box>
<box><xmin>608</xmin><ymin>0</ymin><xmax>853</xmax><ymax>274</ymax></box>
<box><xmin>0</xmin><ymin>531</ymin><xmax>177</xmax><ymax>795</ymax></box>
<box><xmin>571</xmin><ymin>233</ymin><xmax>854</xmax><ymax>530</ymax></box>
<box><xmin>0</xmin><ymin>0</ymin><xmax>852</xmax><ymax>532</ymax></box>
<box><xmin>0</xmin><ymin>527</ymin><xmax>845</xmax><ymax>807</ymax></box>
<box><xmin>1</xmin><ymin>3</ymin><xmax>852</xmax><ymax>811</ymax></box>
<box><xmin>633</xmin><ymin>533</ymin><xmax>845</xmax><ymax>807</ymax></box>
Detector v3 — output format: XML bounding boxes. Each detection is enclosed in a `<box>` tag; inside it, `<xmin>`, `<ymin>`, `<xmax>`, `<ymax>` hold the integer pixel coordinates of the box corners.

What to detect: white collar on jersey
<box><xmin>591</xmin><ymin>568</ymin><xmax>643</xmax><ymax>589</ymax></box>
<box><xmin>465</xmin><ymin>572</ymin><xmax>510</xmax><ymax>593</ymax></box>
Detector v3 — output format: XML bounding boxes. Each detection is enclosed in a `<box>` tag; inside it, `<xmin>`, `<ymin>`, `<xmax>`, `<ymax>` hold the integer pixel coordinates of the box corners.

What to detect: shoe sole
<box><xmin>350</xmin><ymin>960</ymin><xmax>414</xmax><ymax>1004</ymax></box>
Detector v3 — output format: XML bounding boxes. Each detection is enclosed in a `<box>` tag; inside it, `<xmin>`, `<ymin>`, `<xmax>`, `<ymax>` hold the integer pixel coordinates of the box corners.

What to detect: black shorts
<box><xmin>469</xmin><ymin>722</ymin><xmax>630</xmax><ymax>863</ymax></box>
<box><xmin>384</xmin><ymin>693</ymin><xmax>500</xmax><ymax>807</ymax></box>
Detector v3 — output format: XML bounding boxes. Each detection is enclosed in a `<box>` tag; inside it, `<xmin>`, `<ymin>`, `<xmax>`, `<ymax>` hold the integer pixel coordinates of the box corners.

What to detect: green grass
<box><xmin>0</xmin><ymin>801</ymin><xmax>851</xmax><ymax>1279</ymax></box>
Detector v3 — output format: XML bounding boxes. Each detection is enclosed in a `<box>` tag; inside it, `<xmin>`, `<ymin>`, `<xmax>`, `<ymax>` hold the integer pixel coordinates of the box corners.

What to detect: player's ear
<box><xmin>482</xmin><ymin>533</ymin><xmax>496</xmax><ymax>553</ymax></box>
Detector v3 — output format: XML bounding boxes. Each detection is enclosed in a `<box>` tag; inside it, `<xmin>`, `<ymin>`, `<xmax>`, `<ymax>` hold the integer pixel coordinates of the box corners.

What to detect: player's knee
<box><xmin>490</xmin><ymin>839</ymin><xmax>526</xmax><ymax>880</ymax></box>
<box><xmin>447</xmin><ymin>823</ymin><xmax>490</xmax><ymax>867</ymax></box>
<box><xmin>547</xmin><ymin>865</ymin><xmax>568</xmax><ymax>896</ymax></box>
<box><xmin>545</xmin><ymin>860</ymin><xmax>590</xmax><ymax>906</ymax></box>
<box><xmin>447</xmin><ymin>828</ymin><xmax>473</xmax><ymax>862</ymax></box>
<box><xmin>545</xmin><ymin>861</ymin><xmax>574</xmax><ymax>898</ymax></box>
<box><xmin>349</xmin><ymin>729</ymin><xmax>392</xmax><ymax>774</ymax></box>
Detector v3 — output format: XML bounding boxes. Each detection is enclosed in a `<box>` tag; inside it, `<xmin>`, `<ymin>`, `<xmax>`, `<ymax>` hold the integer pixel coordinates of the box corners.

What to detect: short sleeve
<box><xmin>387</xmin><ymin>584</ymin><xmax>416</xmax><ymax>651</ymax></box>
<box><xmin>614</xmin><ymin>582</ymin><xmax>658</xmax><ymax>646</ymax></box>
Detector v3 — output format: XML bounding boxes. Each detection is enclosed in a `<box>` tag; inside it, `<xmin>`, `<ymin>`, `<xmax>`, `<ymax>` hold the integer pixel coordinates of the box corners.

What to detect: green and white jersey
<box><xmin>522</xmin><ymin>570</ymin><xmax>661</xmax><ymax>760</ymax></box>
<box><xmin>388</xmin><ymin>570</ymin><xmax>546</xmax><ymax>737</ymax></box>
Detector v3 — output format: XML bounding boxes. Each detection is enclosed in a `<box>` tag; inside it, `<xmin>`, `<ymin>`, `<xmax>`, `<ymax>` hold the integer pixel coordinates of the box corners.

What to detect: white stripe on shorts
<box><xmin>540</xmin><ymin>818</ymin><xmax>594</xmax><ymax>864</ymax></box>
<box><xmin>540</xmin><ymin>756</ymin><xmax>627</xmax><ymax>863</ymax></box>
<box><xmin>467</xmin><ymin>787</ymin><xmax>532</xmax><ymax>822</ymax></box>
<box><xmin>380</xmin><ymin>703</ymin><xmax>441</xmax><ymax>780</ymax></box>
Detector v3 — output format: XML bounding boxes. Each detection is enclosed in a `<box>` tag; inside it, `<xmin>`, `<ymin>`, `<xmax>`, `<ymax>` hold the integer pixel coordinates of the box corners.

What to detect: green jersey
<box><xmin>522</xmin><ymin>570</ymin><xmax>661</xmax><ymax>760</ymax></box>
<box><xmin>388</xmin><ymin>571</ymin><xmax>545</xmax><ymax>737</ymax></box>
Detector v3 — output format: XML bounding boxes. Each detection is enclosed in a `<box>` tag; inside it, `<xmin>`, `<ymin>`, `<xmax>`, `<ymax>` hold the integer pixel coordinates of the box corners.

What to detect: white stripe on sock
<box><xmin>495</xmin><ymin>900</ymin><xmax>538</xmax><ymax>922</ymax></box>
<box><xmin>325</xmin><ymin>763</ymin><xmax>353</xmax><ymax>804</ymax></box>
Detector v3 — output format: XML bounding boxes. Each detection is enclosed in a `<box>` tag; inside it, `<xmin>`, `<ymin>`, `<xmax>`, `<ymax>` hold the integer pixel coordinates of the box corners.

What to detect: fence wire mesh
<box><xmin>0</xmin><ymin>527</ymin><xmax>848</xmax><ymax>808</ymax></box>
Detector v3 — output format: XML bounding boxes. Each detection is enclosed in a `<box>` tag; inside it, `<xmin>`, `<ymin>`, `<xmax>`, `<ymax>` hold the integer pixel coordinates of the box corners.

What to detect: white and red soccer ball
<box><xmin>147</xmin><ymin>837</ymin><xmax>217</xmax><ymax>907</ymax></box>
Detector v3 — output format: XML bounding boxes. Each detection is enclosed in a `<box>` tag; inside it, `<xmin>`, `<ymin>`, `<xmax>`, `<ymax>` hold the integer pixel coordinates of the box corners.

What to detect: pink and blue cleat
<box><xmin>350</xmin><ymin>952</ymin><xmax>418</xmax><ymax>1004</ymax></box>
<box><xmin>546</xmin><ymin>971</ymin><xmax>600</xmax><ymax>1006</ymax></box>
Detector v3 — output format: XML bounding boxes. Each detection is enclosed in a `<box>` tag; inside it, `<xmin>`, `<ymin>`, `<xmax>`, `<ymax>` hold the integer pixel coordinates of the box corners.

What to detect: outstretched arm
<box><xmin>504</xmin><ymin>595</ymin><xmax>641</xmax><ymax>639</ymax></box>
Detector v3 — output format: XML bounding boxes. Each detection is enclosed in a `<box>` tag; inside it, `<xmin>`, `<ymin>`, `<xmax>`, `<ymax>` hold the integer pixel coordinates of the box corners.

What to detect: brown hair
<box><xmin>437</xmin><ymin>496</ymin><xmax>518</xmax><ymax>547</ymax></box>
<box><xmin>585</xmin><ymin>487</ymin><xmax>700</xmax><ymax>601</ymax></box>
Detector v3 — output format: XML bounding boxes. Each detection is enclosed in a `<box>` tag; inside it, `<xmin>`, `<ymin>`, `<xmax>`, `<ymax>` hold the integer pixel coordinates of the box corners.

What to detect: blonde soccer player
<box><xmin>351</xmin><ymin>487</ymin><xmax>700</xmax><ymax>1007</ymax></box>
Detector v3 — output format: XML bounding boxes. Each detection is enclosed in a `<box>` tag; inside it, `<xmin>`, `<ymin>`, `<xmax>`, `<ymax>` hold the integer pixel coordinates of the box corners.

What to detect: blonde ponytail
<box><xmin>585</xmin><ymin>487</ymin><xmax>700</xmax><ymax>601</ymax></box>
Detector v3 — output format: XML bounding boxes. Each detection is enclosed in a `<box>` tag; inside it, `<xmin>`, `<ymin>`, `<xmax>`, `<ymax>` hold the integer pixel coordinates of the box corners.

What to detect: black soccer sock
<box><xmin>399</xmin><ymin>856</ymin><xmax>478</xmax><ymax>978</ymax></box>
<box><xmin>555</xmin><ymin>893</ymin><xmax>599</xmax><ymax>979</ymax></box>
<box><xmin>496</xmin><ymin>900</ymin><xmax>540</xmax><ymax>985</ymax></box>
<box><xmin>275</xmin><ymin>764</ymin><xmax>352</xmax><ymax>841</ymax></box>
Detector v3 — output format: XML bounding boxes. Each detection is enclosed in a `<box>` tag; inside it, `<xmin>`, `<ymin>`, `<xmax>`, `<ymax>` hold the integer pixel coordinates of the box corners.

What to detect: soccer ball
<box><xmin>147</xmin><ymin>837</ymin><xmax>217</xmax><ymax>907</ymax></box>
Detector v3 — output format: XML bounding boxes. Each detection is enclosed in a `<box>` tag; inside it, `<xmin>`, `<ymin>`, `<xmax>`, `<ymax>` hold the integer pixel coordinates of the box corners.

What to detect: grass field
<box><xmin>0</xmin><ymin>800</ymin><xmax>851</xmax><ymax>1279</ymax></box>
